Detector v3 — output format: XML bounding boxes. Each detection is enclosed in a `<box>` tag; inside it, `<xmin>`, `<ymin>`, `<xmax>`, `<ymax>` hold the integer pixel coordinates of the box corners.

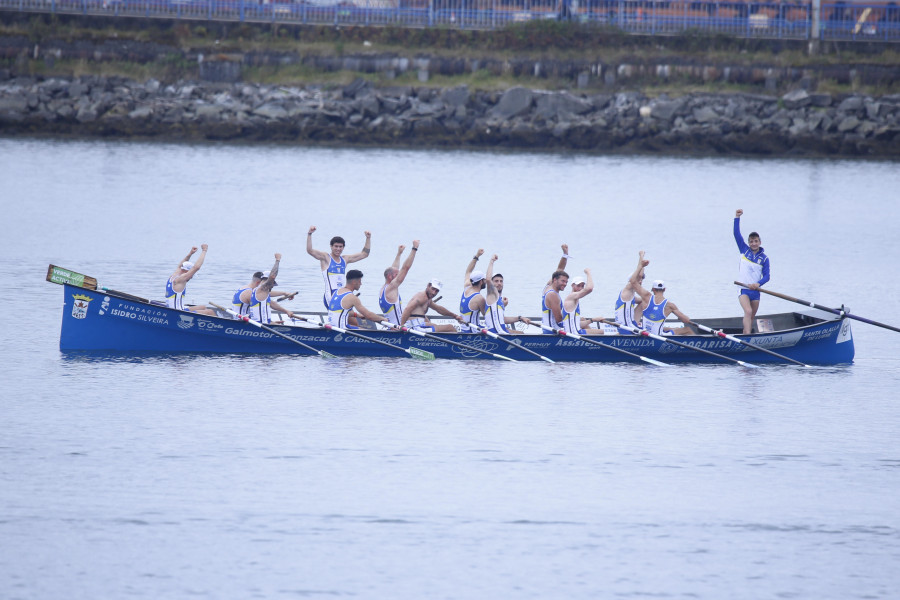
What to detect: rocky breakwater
<box><xmin>1</xmin><ymin>74</ymin><xmax>899</xmax><ymax>156</ymax></box>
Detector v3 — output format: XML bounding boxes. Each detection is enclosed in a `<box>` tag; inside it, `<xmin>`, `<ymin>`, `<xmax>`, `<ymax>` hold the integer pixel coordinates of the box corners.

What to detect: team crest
<box><xmin>178</xmin><ymin>315</ymin><xmax>195</xmax><ymax>329</ymax></box>
<box><xmin>71</xmin><ymin>294</ymin><xmax>92</xmax><ymax>319</ymax></box>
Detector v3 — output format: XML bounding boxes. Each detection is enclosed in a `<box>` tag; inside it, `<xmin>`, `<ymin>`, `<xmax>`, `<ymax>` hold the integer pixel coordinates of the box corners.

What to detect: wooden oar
<box><xmin>735</xmin><ymin>281</ymin><xmax>900</xmax><ymax>334</ymax></box>
<box><xmin>287</xmin><ymin>315</ymin><xmax>433</xmax><ymax>360</ymax></box>
<box><xmin>692</xmin><ymin>322</ymin><xmax>811</xmax><ymax>367</ymax></box>
<box><xmin>606</xmin><ymin>320</ymin><xmax>759</xmax><ymax>368</ymax></box>
<box><xmin>210</xmin><ymin>302</ymin><xmax>337</xmax><ymax>358</ymax></box>
<box><xmin>46</xmin><ymin>264</ymin><xmax>98</xmax><ymax>290</ymax></box>
<box><xmin>552</xmin><ymin>328</ymin><xmax>670</xmax><ymax>367</ymax></box>
<box><xmin>387</xmin><ymin>324</ymin><xmax>518</xmax><ymax>362</ymax></box>
<box><xmin>463</xmin><ymin>323</ymin><xmax>555</xmax><ymax>363</ymax></box>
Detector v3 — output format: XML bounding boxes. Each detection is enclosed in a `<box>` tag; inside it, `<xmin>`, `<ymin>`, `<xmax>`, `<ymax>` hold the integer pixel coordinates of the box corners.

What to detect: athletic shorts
<box><xmin>413</xmin><ymin>325</ymin><xmax>435</xmax><ymax>333</ymax></box>
<box><xmin>740</xmin><ymin>289</ymin><xmax>761</xmax><ymax>302</ymax></box>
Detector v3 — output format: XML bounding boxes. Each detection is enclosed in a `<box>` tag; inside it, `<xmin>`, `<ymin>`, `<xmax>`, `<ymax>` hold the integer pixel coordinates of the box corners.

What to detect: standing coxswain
<box><xmin>734</xmin><ymin>209</ymin><xmax>770</xmax><ymax>334</ymax></box>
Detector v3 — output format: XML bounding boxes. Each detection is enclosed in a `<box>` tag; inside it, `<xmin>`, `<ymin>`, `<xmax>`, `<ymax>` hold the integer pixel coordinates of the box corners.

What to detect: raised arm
<box><xmin>392</xmin><ymin>241</ymin><xmax>419</xmax><ymax>289</ymax></box>
<box><xmin>484</xmin><ymin>254</ymin><xmax>499</xmax><ymax>302</ymax></box>
<box><xmin>268</xmin><ymin>253</ymin><xmax>282</xmax><ymax>282</ymax></box>
<box><xmin>343</xmin><ymin>231</ymin><xmax>372</xmax><ymax>263</ymax></box>
<box><xmin>391</xmin><ymin>244</ymin><xmax>406</xmax><ymax>270</ymax></box>
<box><xmin>175</xmin><ymin>244</ymin><xmax>208</xmax><ymax>285</ymax></box>
<box><xmin>629</xmin><ymin>251</ymin><xmax>648</xmax><ymax>286</ymax></box>
<box><xmin>463</xmin><ymin>248</ymin><xmax>484</xmax><ymax>287</ymax></box>
<box><xmin>546</xmin><ymin>244</ymin><xmax>569</xmax><ymax>285</ymax></box>
<box><xmin>734</xmin><ymin>209</ymin><xmax>749</xmax><ymax>252</ymax></box>
<box><xmin>174</xmin><ymin>246</ymin><xmax>197</xmax><ymax>274</ymax></box>
<box><xmin>306</xmin><ymin>226</ymin><xmax>329</xmax><ymax>265</ymax></box>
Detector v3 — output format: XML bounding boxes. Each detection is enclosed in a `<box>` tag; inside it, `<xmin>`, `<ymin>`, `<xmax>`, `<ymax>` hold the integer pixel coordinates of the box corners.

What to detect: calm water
<box><xmin>2</xmin><ymin>139</ymin><xmax>900</xmax><ymax>599</ymax></box>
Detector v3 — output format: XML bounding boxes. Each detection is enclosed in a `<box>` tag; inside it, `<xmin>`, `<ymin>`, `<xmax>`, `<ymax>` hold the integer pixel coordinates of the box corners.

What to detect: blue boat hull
<box><xmin>59</xmin><ymin>285</ymin><xmax>855</xmax><ymax>364</ymax></box>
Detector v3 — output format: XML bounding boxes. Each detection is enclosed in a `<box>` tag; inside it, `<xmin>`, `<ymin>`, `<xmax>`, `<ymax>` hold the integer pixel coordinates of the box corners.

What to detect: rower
<box><xmin>562</xmin><ymin>269</ymin><xmax>605</xmax><ymax>335</ymax></box>
<box><xmin>484</xmin><ymin>254</ymin><xmax>531</xmax><ymax>334</ymax></box>
<box><xmin>399</xmin><ymin>279</ymin><xmax>464</xmax><ymax>332</ymax></box>
<box><xmin>640</xmin><ymin>280</ymin><xmax>693</xmax><ymax>336</ymax></box>
<box><xmin>614</xmin><ymin>250</ymin><xmax>652</xmax><ymax>333</ymax></box>
<box><xmin>328</xmin><ymin>270</ymin><xmax>387</xmax><ymax>329</ymax></box>
<box><xmin>541</xmin><ymin>244</ymin><xmax>570</xmax><ymax>334</ymax></box>
<box><xmin>165</xmin><ymin>244</ymin><xmax>215</xmax><ymax>316</ymax></box>
<box><xmin>459</xmin><ymin>249</ymin><xmax>488</xmax><ymax>327</ymax></box>
<box><xmin>379</xmin><ymin>240</ymin><xmax>419</xmax><ymax>327</ymax></box>
<box><xmin>306</xmin><ymin>225</ymin><xmax>372</xmax><ymax>308</ymax></box>
<box><xmin>236</xmin><ymin>254</ymin><xmax>296</xmax><ymax>324</ymax></box>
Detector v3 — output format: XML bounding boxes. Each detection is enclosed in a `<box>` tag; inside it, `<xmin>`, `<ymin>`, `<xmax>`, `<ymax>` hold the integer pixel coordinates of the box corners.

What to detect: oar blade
<box><xmin>408</xmin><ymin>347</ymin><xmax>436</xmax><ymax>361</ymax></box>
<box><xmin>641</xmin><ymin>356</ymin><xmax>672</xmax><ymax>367</ymax></box>
<box><xmin>319</xmin><ymin>351</ymin><xmax>339</xmax><ymax>359</ymax></box>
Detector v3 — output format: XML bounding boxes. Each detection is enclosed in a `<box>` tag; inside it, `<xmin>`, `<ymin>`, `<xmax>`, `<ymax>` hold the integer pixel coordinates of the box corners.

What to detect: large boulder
<box><xmin>491</xmin><ymin>87</ymin><xmax>533</xmax><ymax>120</ymax></box>
<box><xmin>782</xmin><ymin>88</ymin><xmax>811</xmax><ymax>110</ymax></box>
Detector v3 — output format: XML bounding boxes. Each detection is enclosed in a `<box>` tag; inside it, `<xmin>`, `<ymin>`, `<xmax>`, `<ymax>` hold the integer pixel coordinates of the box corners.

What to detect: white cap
<box><xmin>181</xmin><ymin>261</ymin><xmax>194</xmax><ymax>270</ymax></box>
<box><xmin>470</xmin><ymin>270</ymin><xmax>486</xmax><ymax>283</ymax></box>
<box><xmin>652</xmin><ymin>280</ymin><xmax>666</xmax><ymax>290</ymax></box>
<box><xmin>571</xmin><ymin>276</ymin><xmax>586</xmax><ymax>286</ymax></box>
<box><xmin>429</xmin><ymin>278</ymin><xmax>443</xmax><ymax>292</ymax></box>
<box><xmin>263</xmin><ymin>270</ymin><xmax>271</xmax><ymax>278</ymax></box>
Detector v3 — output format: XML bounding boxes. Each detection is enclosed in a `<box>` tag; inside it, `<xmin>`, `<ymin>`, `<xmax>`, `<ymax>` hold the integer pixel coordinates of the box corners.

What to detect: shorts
<box><xmin>740</xmin><ymin>289</ymin><xmax>761</xmax><ymax>302</ymax></box>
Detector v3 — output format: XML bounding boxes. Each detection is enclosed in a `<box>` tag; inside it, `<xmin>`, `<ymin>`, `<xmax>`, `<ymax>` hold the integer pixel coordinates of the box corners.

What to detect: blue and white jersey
<box><xmin>562</xmin><ymin>300</ymin><xmax>585</xmax><ymax>335</ymax></box>
<box><xmin>379</xmin><ymin>285</ymin><xmax>404</xmax><ymax>327</ymax></box>
<box><xmin>541</xmin><ymin>287</ymin><xmax>563</xmax><ymax>334</ymax></box>
<box><xmin>614</xmin><ymin>291</ymin><xmax>641</xmax><ymax>328</ymax></box>
<box><xmin>459</xmin><ymin>290</ymin><xmax>482</xmax><ymax>325</ymax></box>
<box><xmin>322</xmin><ymin>256</ymin><xmax>347</xmax><ymax>307</ymax></box>
<box><xmin>165</xmin><ymin>277</ymin><xmax>185</xmax><ymax>311</ymax></box>
<box><xmin>328</xmin><ymin>290</ymin><xmax>354</xmax><ymax>329</ymax></box>
<box><xmin>642</xmin><ymin>295</ymin><xmax>668</xmax><ymax>336</ymax></box>
<box><xmin>734</xmin><ymin>218</ymin><xmax>770</xmax><ymax>289</ymax></box>
<box><xmin>232</xmin><ymin>286</ymin><xmax>251</xmax><ymax>316</ymax></box>
<box><xmin>248</xmin><ymin>288</ymin><xmax>271</xmax><ymax>324</ymax></box>
<box><xmin>483</xmin><ymin>296</ymin><xmax>509</xmax><ymax>334</ymax></box>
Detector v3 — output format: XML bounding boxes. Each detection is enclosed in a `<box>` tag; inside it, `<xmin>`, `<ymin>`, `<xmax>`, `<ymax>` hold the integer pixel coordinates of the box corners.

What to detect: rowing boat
<box><xmin>53</xmin><ymin>279</ymin><xmax>855</xmax><ymax>365</ymax></box>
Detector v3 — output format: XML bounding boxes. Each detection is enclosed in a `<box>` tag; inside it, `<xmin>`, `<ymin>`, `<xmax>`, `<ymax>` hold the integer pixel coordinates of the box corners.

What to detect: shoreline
<box><xmin>2</xmin><ymin>74</ymin><xmax>900</xmax><ymax>157</ymax></box>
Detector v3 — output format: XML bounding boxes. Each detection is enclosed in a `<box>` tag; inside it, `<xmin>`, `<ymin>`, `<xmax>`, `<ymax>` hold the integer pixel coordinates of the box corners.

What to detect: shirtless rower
<box><xmin>459</xmin><ymin>249</ymin><xmax>489</xmax><ymax>327</ymax></box>
<box><xmin>307</xmin><ymin>226</ymin><xmax>371</xmax><ymax>308</ymax></box>
<box><xmin>236</xmin><ymin>254</ymin><xmax>296</xmax><ymax>324</ymax></box>
<box><xmin>562</xmin><ymin>269</ymin><xmax>605</xmax><ymax>335</ymax></box>
<box><xmin>540</xmin><ymin>244</ymin><xmax>570</xmax><ymax>334</ymax></box>
<box><xmin>483</xmin><ymin>255</ymin><xmax>532</xmax><ymax>334</ymax></box>
<box><xmin>328</xmin><ymin>270</ymin><xmax>387</xmax><ymax>329</ymax></box>
<box><xmin>165</xmin><ymin>244</ymin><xmax>215</xmax><ymax>316</ymax></box>
<box><xmin>614</xmin><ymin>250</ymin><xmax>652</xmax><ymax>331</ymax></box>
<box><xmin>399</xmin><ymin>279</ymin><xmax>465</xmax><ymax>332</ymax></box>
<box><xmin>639</xmin><ymin>280</ymin><xmax>693</xmax><ymax>336</ymax></box>
<box><xmin>379</xmin><ymin>241</ymin><xmax>419</xmax><ymax>327</ymax></box>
